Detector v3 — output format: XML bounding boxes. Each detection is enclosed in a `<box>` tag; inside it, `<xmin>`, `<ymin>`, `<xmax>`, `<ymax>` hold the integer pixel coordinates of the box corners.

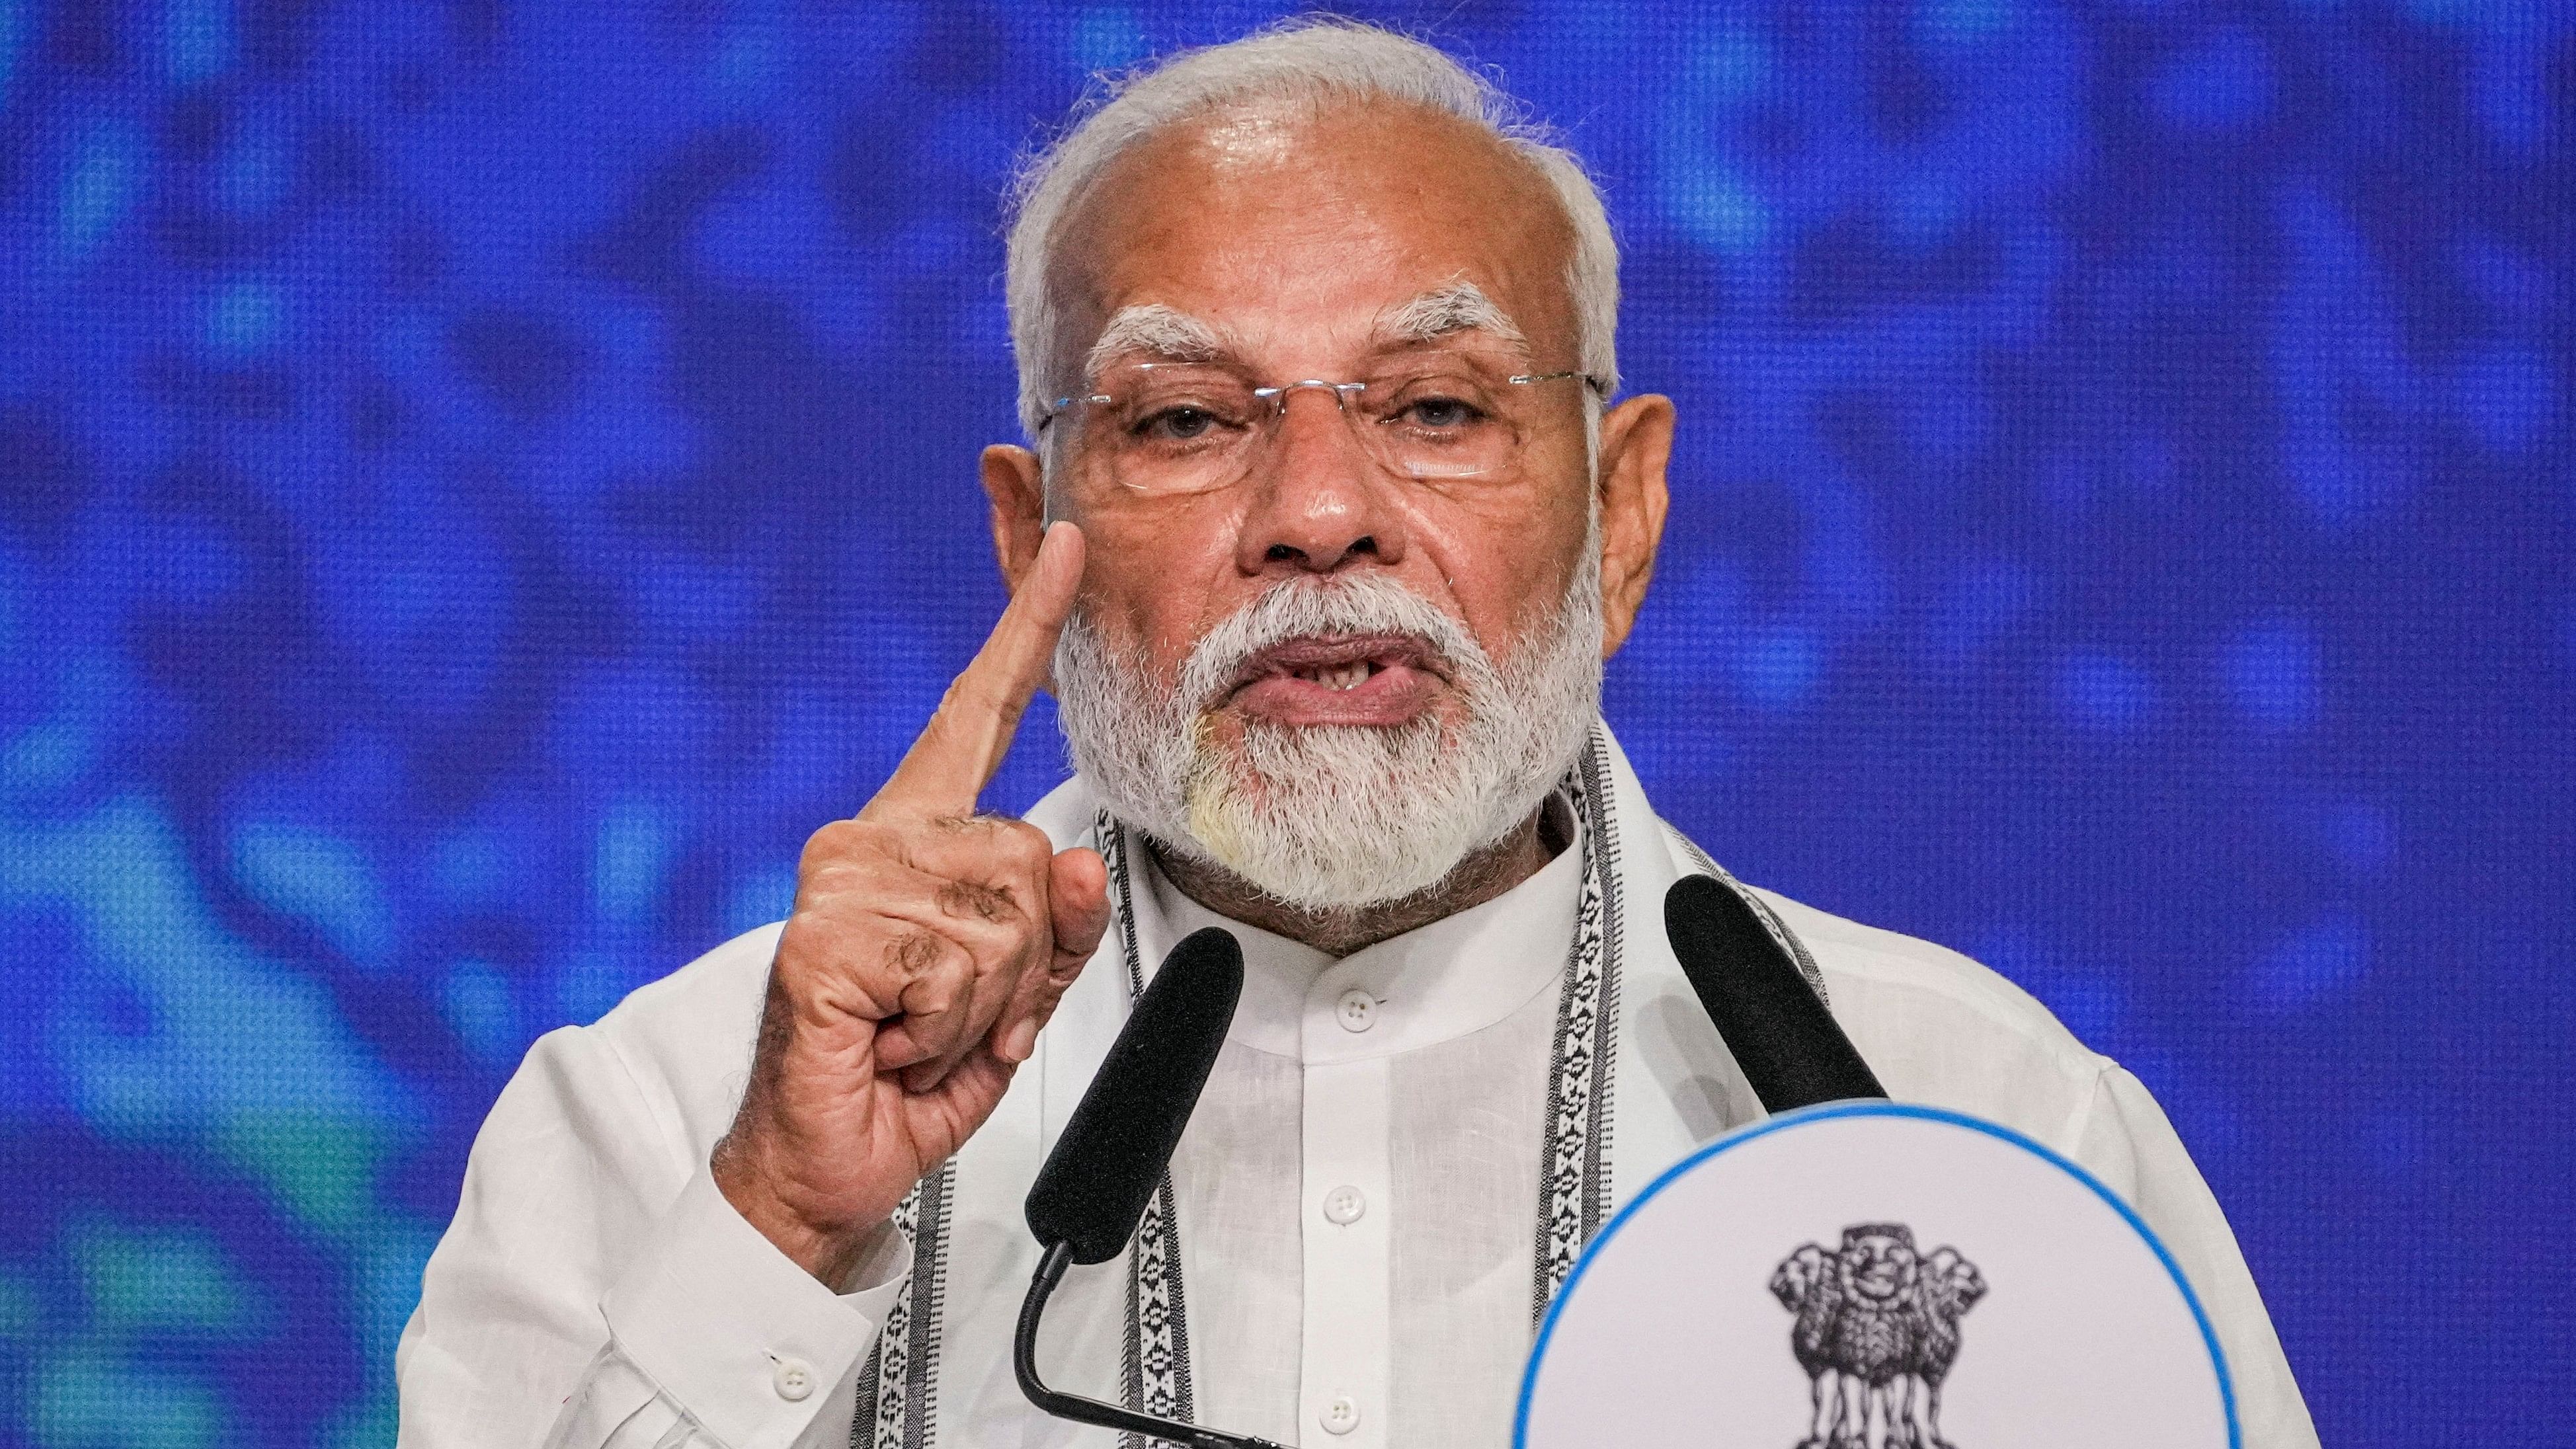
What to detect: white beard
<box><xmin>1053</xmin><ymin>541</ymin><xmax>1604</xmax><ymax>912</ymax></box>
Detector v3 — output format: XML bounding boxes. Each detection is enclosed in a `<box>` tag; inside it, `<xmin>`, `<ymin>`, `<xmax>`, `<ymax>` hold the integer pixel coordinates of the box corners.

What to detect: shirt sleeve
<box><xmin>2070</xmin><ymin>1063</ymin><xmax>2320</xmax><ymax>1449</ymax></box>
<box><xmin>395</xmin><ymin>1023</ymin><xmax>910</xmax><ymax>1448</ymax></box>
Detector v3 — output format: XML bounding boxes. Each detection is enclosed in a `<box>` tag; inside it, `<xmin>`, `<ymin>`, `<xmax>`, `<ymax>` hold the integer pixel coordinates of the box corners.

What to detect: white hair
<box><xmin>1004</xmin><ymin>17</ymin><xmax>1622</xmax><ymax>442</ymax></box>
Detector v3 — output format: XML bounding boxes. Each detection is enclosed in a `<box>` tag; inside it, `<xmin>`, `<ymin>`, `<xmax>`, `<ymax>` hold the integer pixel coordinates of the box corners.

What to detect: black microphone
<box><xmin>1664</xmin><ymin>875</ymin><xmax>1886</xmax><ymax>1112</ymax></box>
<box><xmin>1015</xmin><ymin>926</ymin><xmax>1287</xmax><ymax>1449</ymax></box>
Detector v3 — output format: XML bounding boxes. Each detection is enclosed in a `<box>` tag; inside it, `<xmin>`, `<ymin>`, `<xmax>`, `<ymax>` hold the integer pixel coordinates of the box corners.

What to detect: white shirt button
<box><xmin>1335</xmin><ymin>989</ymin><xmax>1377</xmax><ymax>1032</ymax></box>
<box><xmin>1320</xmin><ymin>1393</ymin><xmax>1362</xmax><ymax>1435</ymax></box>
<box><xmin>771</xmin><ymin>1355</ymin><xmax>815</xmax><ymax>1401</ymax></box>
<box><xmin>1322</xmin><ymin>1184</ymin><xmax>1367</xmax><ymax>1225</ymax></box>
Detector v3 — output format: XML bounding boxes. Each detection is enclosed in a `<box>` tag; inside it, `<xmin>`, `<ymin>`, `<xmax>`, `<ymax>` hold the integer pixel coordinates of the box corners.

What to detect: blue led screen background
<box><xmin>1</xmin><ymin>2</ymin><xmax>2569</xmax><ymax>1444</ymax></box>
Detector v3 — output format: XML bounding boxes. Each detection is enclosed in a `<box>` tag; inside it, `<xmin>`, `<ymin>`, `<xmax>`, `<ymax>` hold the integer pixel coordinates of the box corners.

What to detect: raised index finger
<box><xmin>869</xmin><ymin>521</ymin><xmax>1086</xmax><ymax>817</ymax></box>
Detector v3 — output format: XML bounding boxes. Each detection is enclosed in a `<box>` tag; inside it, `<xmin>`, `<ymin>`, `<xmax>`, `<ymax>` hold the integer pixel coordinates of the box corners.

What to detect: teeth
<box><xmin>1295</xmin><ymin>662</ymin><xmax>1375</xmax><ymax>690</ymax></box>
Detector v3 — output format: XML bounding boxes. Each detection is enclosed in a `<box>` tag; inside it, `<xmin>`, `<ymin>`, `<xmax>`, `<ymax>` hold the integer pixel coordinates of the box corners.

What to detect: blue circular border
<box><xmin>1512</xmin><ymin>1101</ymin><xmax>2239</xmax><ymax>1448</ymax></box>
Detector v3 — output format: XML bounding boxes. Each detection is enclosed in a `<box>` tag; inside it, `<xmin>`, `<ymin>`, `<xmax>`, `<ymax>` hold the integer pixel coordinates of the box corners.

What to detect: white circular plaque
<box><xmin>1517</xmin><ymin>1103</ymin><xmax>2236</xmax><ymax>1449</ymax></box>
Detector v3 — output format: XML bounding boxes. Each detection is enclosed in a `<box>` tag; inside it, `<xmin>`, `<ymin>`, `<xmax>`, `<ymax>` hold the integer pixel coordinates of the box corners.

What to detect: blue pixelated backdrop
<box><xmin>1</xmin><ymin>1</ymin><xmax>2569</xmax><ymax>1443</ymax></box>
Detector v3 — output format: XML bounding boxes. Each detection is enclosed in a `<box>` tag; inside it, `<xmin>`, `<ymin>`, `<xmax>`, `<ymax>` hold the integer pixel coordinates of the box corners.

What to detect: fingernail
<box><xmin>998</xmin><ymin>1017</ymin><xmax>1039</xmax><ymax>1064</ymax></box>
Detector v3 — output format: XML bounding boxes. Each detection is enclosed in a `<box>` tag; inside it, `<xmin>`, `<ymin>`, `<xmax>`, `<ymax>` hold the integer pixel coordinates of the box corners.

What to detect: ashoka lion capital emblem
<box><xmin>1770</xmin><ymin>1224</ymin><xmax>1987</xmax><ymax>1449</ymax></box>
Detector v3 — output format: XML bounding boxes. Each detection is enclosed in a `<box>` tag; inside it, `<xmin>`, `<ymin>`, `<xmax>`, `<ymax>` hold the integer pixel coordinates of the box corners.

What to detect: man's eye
<box><xmin>1135</xmin><ymin>406</ymin><xmax>1221</xmax><ymax>441</ymax></box>
<box><xmin>1400</xmin><ymin>395</ymin><xmax>1485</xmax><ymax>430</ymax></box>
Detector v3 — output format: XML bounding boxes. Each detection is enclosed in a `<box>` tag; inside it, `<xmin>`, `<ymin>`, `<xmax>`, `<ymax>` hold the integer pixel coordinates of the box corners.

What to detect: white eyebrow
<box><xmin>1070</xmin><ymin>286</ymin><xmax>1525</xmax><ymax>399</ymax></box>
<box><xmin>1080</xmin><ymin>304</ymin><xmax>1230</xmax><ymax>383</ymax></box>
<box><xmin>1377</xmin><ymin>280</ymin><xmax>1529</xmax><ymax>351</ymax></box>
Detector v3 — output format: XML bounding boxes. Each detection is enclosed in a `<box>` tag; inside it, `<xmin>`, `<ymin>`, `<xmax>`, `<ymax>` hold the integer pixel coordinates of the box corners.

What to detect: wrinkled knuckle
<box><xmin>793</xmin><ymin>857</ymin><xmax>879</xmax><ymax>912</ymax></box>
<box><xmin>813</xmin><ymin>818</ymin><xmax>905</xmax><ymax>871</ymax></box>
<box><xmin>883</xmin><ymin>928</ymin><xmax>946</xmax><ymax>982</ymax></box>
<box><xmin>935</xmin><ymin>877</ymin><xmax>1018</xmax><ymax>924</ymax></box>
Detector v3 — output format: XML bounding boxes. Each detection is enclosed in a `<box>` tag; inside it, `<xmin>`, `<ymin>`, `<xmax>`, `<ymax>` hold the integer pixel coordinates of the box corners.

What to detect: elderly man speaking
<box><xmin>398</xmin><ymin>20</ymin><xmax>2315</xmax><ymax>1449</ymax></box>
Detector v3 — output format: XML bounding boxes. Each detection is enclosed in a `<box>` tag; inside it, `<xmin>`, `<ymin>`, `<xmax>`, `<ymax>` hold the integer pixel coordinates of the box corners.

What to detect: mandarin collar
<box><xmin>1131</xmin><ymin>806</ymin><xmax>1583</xmax><ymax>1064</ymax></box>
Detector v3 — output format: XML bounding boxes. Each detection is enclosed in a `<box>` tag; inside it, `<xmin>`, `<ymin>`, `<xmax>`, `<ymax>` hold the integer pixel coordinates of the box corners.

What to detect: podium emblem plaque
<box><xmin>1515</xmin><ymin>1103</ymin><xmax>2235</xmax><ymax>1449</ymax></box>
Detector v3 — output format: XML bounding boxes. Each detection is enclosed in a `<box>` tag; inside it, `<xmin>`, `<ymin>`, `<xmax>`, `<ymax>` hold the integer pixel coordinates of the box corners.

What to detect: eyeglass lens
<box><xmin>1068</xmin><ymin>356</ymin><xmax>1576</xmax><ymax>496</ymax></box>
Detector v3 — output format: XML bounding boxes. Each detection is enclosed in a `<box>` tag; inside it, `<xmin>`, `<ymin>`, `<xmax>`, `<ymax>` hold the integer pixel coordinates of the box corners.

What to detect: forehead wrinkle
<box><xmin>1375</xmin><ymin>280</ymin><xmax>1531</xmax><ymax>355</ymax></box>
<box><xmin>1082</xmin><ymin>303</ymin><xmax>1233</xmax><ymax>381</ymax></box>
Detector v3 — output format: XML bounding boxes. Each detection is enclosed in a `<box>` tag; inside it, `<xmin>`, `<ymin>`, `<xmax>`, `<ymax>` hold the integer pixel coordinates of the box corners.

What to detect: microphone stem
<box><xmin>1014</xmin><ymin>1239</ymin><xmax>1288</xmax><ymax>1449</ymax></box>
<box><xmin>1011</xmin><ymin>1239</ymin><xmax>1074</xmax><ymax>1399</ymax></box>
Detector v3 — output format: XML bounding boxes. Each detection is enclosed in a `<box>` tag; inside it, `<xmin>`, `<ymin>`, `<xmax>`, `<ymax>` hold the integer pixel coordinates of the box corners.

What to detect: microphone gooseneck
<box><xmin>1664</xmin><ymin>875</ymin><xmax>1886</xmax><ymax>1111</ymax></box>
<box><xmin>1014</xmin><ymin>926</ymin><xmax>1287</xmax><ymax>1449</ymax></box>
<box><xmin>1015</xmin><ymin>1238</ymin><xmax>1287</xmax><ymax>1449</ymax></box>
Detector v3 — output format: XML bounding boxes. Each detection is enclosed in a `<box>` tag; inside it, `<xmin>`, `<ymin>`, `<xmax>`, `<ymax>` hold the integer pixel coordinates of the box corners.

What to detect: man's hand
<box><xmin>711</xmin><ymin>523</ymin><xmax>1111</xmax><ymax>1284</ymax></box>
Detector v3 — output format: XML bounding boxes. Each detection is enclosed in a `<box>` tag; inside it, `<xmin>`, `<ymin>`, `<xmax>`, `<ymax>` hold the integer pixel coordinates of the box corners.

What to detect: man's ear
<box><xmin>1594</xmin><ymin>393</ymin><xmax>1674</xmax><ymax>658</ymax></box>
<box><xmin>981</xmin><ymin>444</ymin><xmax>1049</xmax><ymax>594</ymax></box>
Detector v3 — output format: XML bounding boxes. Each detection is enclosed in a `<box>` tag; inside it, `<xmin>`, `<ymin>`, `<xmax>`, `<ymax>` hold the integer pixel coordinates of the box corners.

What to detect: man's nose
<box><xmin>1232</xmin><ymin>387</ymin><xmax>1406</xmax><ymax>574</ymax></box>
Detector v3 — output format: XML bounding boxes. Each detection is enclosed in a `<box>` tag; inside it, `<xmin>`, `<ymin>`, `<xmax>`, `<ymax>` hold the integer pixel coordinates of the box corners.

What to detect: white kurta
<box><xmin>395</xmin><ymin>726</ymin><xmax>2317</xmax><ymax>1448</ymax></box>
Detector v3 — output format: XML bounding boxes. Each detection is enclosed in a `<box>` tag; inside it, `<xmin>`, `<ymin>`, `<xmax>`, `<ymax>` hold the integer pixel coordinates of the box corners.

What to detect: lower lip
<box><xmin>1228</xmin><ymin>662</ymin><xmax>1438</xmax><ymax>726</ymax></box>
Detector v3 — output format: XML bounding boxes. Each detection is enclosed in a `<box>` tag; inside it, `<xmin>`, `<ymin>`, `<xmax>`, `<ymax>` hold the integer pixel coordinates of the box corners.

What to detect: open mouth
<box><xmin>1219</xmin><ymin>633</ymin><xmax>1447</xmax><ymax>725</ymax></box>
<box><xmin>1225</xmin><ymin>633</ymin><xmax>1439</xmax><ymax>695</ymax></box>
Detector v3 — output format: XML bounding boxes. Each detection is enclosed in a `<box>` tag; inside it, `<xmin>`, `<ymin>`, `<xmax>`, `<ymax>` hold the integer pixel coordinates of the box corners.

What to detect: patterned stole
<box><xmin>851</xmin><ymin>725</ymin><xmax>1799</xmax><ymax>1446</ymax></box>
<box><xmin>1527</xmin><ymin>730</ymin><xmax>1625</xmax><ymax>1321</ymax></box>
<box><xmin>1095</xmin><ymin>812</ymin><xmax>1199</xmax><ymax>1439</ymax></box>
<box><xmin>850</xmin><ymin>1160</ymin><xmax>952</xmax><ymax>1449</ymax></box>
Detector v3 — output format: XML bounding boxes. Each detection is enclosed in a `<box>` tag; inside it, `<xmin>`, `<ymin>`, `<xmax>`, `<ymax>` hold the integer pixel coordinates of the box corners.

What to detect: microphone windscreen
<box><xmin>1664</xmin><ymin>875</ymin><xmax>1885</xmax><ymax>1112</ymax></box>
<box><xmin>1025</xmin><ymin>926</ymin><xmax>1244</xmax><ymax>1265</ymax></box>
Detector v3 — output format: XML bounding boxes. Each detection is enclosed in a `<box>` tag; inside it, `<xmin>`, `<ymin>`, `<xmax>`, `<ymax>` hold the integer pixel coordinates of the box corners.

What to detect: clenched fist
<box><xmin>712</xmin><ymin>523</ymin><xmax>1112</xmax><ymax>1283</ymax></box>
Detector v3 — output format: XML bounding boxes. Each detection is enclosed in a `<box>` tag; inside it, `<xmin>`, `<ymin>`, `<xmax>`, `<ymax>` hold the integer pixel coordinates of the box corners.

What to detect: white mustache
<box><xmin>1174</xmin><ymin>573</ymin><xmax>1493</xmax><ymax>717</ymax></box>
